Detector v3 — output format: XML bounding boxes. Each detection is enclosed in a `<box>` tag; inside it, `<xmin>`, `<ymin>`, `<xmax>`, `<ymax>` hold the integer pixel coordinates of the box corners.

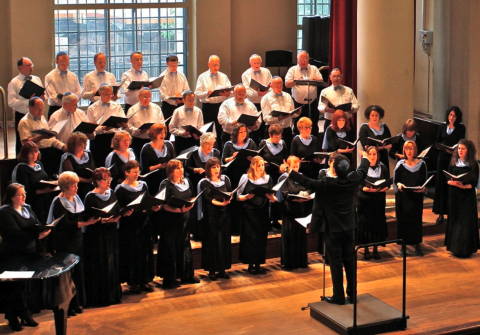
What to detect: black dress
<box><xmin>222</xmin><ymin>139</ymin><xmax>258</xmax><ymax>235</ymax></box>
<box><xmin>393</xmin><ymin>160</ymin><xmax>427</xmax><ymax>245</ymax></box>
<box><xmin>432</xmin><ymin>123</ymin><xmax>465</xmax><ymax>215</ymax></box>
<box><xmin>114</xmin><ymin>182</ymin><xmax>154</xmax><ymax>287</ymax></box>
<box><xmin>238</xmin><ymin>174</ymin><xmax>272</xmax><ymax>265</ymax></box>
<box><xmin>389</xmin><ymin>133</ymin><xmax>425</xmax><ymax>161</ymax></box>
<box><xmin>48</xmin><ymin>195</ymin><xmax>87</xmax><ymax>308</ymax></box>
<box><xmin>60</xmin><ymin>152</ymin><xmax>95</xmax><ymax>200</ymax></box>
<box><xmin>357</xmin><ymin>163</ymin><xmax>389</xmax><ymax>244</ymax></box>
<box><xmin>322</xmin><ymin>126</ymin><xmax>356</xmax><ymax>163</ymax></box>
<box><xmin>156</xmin><ymin>179</ymin><xmax>195</xmax><ymax>285</ymax></box>
<box><xmin>290</xmin><ymin>135</ymin><xmax>321</xmax><ymax>178</ymax></box>
<box><xmin>11</xmin><ymin>162</ymin><xmax>54</xmax><ymax>223</ymax></box>
<box><xmin>105</xmin><ymin>149</ymin><xmax>136</xmax><ymax>190</ymax></box>
<box><xmin>0</xmin><ymin>204</ymin><xmax>42</xmax><ymax>321</ymax></box>
<box><xmin>278</xmin><ymin>173</ymin><xmax>313</xmax><ymax>269</ymax></box>
<box><xmin>198</xmin><ymin>176</ymin><xmax>232</xmax><ymax>273</ymax></box>
<box><xmin>445</xmin><ymin>163</ymin><xmax>479</xmax><ymax>257</ymax></box>
<box><xmin>359</xmin><ymin>123</ymin><xmax>392</xmax><ymax>172</ymax></box>
<box><xmin>91</xmin><ymin>133</ymin><xmax>114</xmax><ymax>168</ymax></box>
<box><xmin>139</xmin><ymin>141</ymin><xmax>175</xmax><ymax>195</ymax></box>
<box><xmin>83</xmin><ymin>190</ymin><xmax>121</xmax><ymax>306</ymax></box>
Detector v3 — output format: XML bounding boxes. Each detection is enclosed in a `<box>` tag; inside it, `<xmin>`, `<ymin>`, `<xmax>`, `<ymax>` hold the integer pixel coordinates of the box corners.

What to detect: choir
<box><xmin>1</xmin><ymin>49</ymin><xmax>478</xmax><ymax>331</ymax></box>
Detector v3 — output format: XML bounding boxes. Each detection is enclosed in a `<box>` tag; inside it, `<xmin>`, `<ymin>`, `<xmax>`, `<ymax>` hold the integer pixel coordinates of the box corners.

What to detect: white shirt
<box><xmin>7</xmin><ymin>74</ymin><xmax>44</xmax><ymax>115</ymax></box>
<box><xmin>169</xmin><ymin>105</ymin><xmax>204</xmax><ymax>137</ymax></box>
<box><xmin>126</xmin><ymin>103</ymin><xmax>164</xmax><ymax>139</ymax></box>
<box><xmin>48</xmin><ymin>107</ymin><xmax>89</xmax><ymax>143</ymax></box>
<box><xmin>86</xmin><ymin>100</ymin><xmax>126</xmax><ymax>134</ymax></box>
<box><xmin>261</xmin><ymin>90</ymin><xmax>295</xmax><ymax>129</ymax></box>
<box><xmin>195</xmin><ymin>70</ymin><xmax>232</xmax><ymax>104</ymax></box>
<box><xmin>241</xmin><ymin>67</ymin><xmax>272</xmax><ymax>104</ymax></box>
<box><xmin>217</xmin><ymin>97</ymin><xmax>260</xmax><ymax>134</ymax></box>
<box><xmin>44</xmin><ymin>68</ymin><xmax>82</xmax><ymax>106</ymax></box>
<box><xmin>159</xmin><ymin>69</ymin><xmax>190</xmax><ymax>105</ymax></box>
<box><xmin>318</xmin><ymin>84</ymin><xmax>359</xmax><ymax>120</ymax></box>
<box><xmin>120</xmin><ymin>68</ymin><xmax>149</xmax><ymax>105</ymax></box>
<box><xmin>18</xmin><ymin>112</ymin><xmax>65</xmax><ymax>150</ymax></box>
<box><xmin>82</xmin><ymin>70</ymin><xmax>117</xmax><ymax>102</ymax></box>
<box><xmin>285</xmin><ymin>64</ymin><xmax>323</xmax><ymax>104</ymax></box>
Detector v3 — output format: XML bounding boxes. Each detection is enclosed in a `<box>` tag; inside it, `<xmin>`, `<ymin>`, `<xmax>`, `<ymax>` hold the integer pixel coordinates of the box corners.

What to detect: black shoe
<box><xmin>217</xmin><ymin>271</ymin><xmax>230</xmax><ymax>279</ymax></box>
<box><xmin>127</xmin><ymin>284</ymin><xmax>142</xmax><ymax>294</ymax></box>
<box><xmin>435</xmin><ymin>215</ymin><xmax>445</xmax><ymax>225</ymax></box>
<box><xmin>182</xmin><ymin>276</ymin><xmax>200</xmax><ymax>284</ymax></box>
<box><xmin>208</xmin><ymin>272</ymin><xmax>217</xmax><ymax>281</ymax></box>
<box><xmin>162</xmin><ymin>280</ymin><xmax>180</xmax><ymax>289</ymax></box>
<box><xmin>7</xmin><ymin>316</ymin><xmax>23</xmax><ymax>332</ymax></box>
<box><xmin>324</xmin><ymin>296</ymin><xmax>345</xmax><ymax>305</ymax></box>
<box><xmin>247</xmin><ymin>264</ymin><xmax>255</xmax><ymax>274</ymax></box>
<box><xmin>364</xmin><ymin>248</ymin><xmax>371</xmax><ymax>260</ymax></box>
<box><xmin>372</xmin><ymin>249</ymin><xmax>381</xmax><ymax>260</ymax></box>
<box><xmin>142</xmin><ymin>283</ymin><xmax>154</xmax><ymax>292</ymax></box>
<box><xmin>346</xmin><ymin>296</ymin><xmax>355</xmax><ymax>304</ymax></box>
<box><xmin>20</xmin><ymin>311</ymin><xmax>39</xmax><ymax>327</ymax></box>
<box><xmin>67</xmin><ymin>308</ymin><xmax>77</xmax><ymax>317</ymax></box>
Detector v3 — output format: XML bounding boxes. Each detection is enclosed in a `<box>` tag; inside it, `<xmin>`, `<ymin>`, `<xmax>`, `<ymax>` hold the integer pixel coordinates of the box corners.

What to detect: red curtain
<box><xmin>329</xmin><ymin>0</ymin><xmax>357</xmax><ymax>92</ymax></box>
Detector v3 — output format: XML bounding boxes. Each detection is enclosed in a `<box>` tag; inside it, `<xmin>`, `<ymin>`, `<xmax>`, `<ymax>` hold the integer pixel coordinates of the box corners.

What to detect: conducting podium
<box><xmin>307</xmin><ymin>240</ymin><xmax>409</xmax><ymax>335</ymax></box>
<box><xmin>0</xmin><ymin>252</ymin><xmax>79</xmax><ymax>335</ymax></box>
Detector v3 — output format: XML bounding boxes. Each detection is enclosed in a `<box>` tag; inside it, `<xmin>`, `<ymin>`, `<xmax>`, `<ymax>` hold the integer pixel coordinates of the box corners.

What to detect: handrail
<box><xmin>0</xmin><ymin>86</ymin><xmax>8</xmax><ymax>159</ymax></box>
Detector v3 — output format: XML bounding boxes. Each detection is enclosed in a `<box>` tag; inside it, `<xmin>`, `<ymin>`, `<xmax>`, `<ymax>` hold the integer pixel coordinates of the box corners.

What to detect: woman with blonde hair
<box><xmin>237</xmin><ymin>156</ymin><xmax>277</xmax><ymax>274</ymax></box>
<box><xmin>290</xmin><ymin>117</ymin><xmax>321</xmax><ymax>178</ymax></box>
<box><xmin>105</xmin><ymin>130</ymin><xmax>136</xmax><ymax>189</ymax></box>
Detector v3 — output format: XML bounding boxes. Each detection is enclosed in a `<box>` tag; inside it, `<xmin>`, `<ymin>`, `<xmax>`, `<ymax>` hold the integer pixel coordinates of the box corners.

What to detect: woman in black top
<box><xmin>59</xmin><ymin>132</ymin><xmax>95</xmax><ymax>199</ymax></box>
<box><xmin>290</xmin><ymin>117</ymin><xmax>321</xmax><ymax>178</ymax></box>
<box><xmin>277</xmin><ymin>156</ymin><xmax>313</xmax><ymax>270</ymax></box>
<box><xmin>114</xmin><ymin>160</ymin><xmax>159</xmax><ymax>294</ymax></box>
<box><xmin>359</xmin><ymin>105</ymin><xmax>392</xmax><ymax>171</ymax></box>
<box><xmin>157</xmin><ymin>160</ymin><xmax>199</xmax><ymax>289</ymax></box>
<box><xmin>445</xmin><ymin>139</ymin><xmax>479</xmax><ymax>258</ymax></box>
<box><xmin>140</xmin><ymin>122</ymin><xmax>176</xmax><ymax>195</ymax></box>
<box><xmin>393</xmin><ymin>141</ymin><xmax>427</xmax><ymax>256</ymax></box>
<box><xmin>237</xmin><ymin>156</ymin><xmax>277</xmax><ymax>274</ymax></box>
<box><xmin>433</xmin><ymin>106</ymin><xmax>466</xmax><ymax>225</ymax></box>
<box><xmin>222</xmin><ymin>124</ymin><xmax>258</xmax><ymax>235</ymax></box>
<box><xmin>105</xmin><ymin>130</ymin><xmax>136</xmax><ymax>189</ymax></box>
<box><xmin>83</xmin><ymin>168</ymin><xmax>128</xmax><ymax>307</ymax></box>
<box><xmin>197</xmin><ymin>158</ymin><xmax>232</xmax><ymax>280</ymax></box>
<box><xmin>11</xmin><ymin>141</ymin><xmax>57</xmax><ymax>223</ymax></box>
<box><xmin>47</xmin><ymin>171</ymin><xmax>98</xmax><ymax>316</ymax></box>
<box><xmin>389</xmin><ymin>119</ymin><xmax>425</xmax><ymax>161</ymax></box>
<box><xmin>322</xmin><ymin>110</ymin><xmax>356</xmax><ymax>162</ymax></box>
<box><xmin>0</xmin><ymin>183</ymin><xmax>50</xmax><ymax>331</ymax></box>
<box><xmin>357</xmin><ymin>146</ymin><xmax>390</xmax><ymax>259</ymax></box>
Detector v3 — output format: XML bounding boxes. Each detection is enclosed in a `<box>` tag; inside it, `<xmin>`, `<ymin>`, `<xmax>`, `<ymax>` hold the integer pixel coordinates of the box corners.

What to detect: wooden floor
<box><xmin>2</xmin><ymin>233</ymin><xmax>480</xmax><ymax>335</ymax></box>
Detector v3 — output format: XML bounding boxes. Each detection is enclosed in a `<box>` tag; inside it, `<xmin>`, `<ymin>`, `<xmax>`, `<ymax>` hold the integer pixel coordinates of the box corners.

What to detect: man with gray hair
<box><xmin>48</xmin><ymin>93</ymin><xmax>89</xmax><ymax>143</ymax></box>
<box><xmin>241</xmin><ymin>54</ymin><xmax>272</xmax><ymax>109</ymax></box>
<box><xmin>8</xmin><ymin>57</ymin><xmax>45</xmax><ymax>153</ymax></box>
<box><xmin>195</xmin><ymin>55</ymin><xmax>232</xmax><ymax>139</ymax></box>
<box><xmin>217</xmin><ymin>84</ymin><xmax>261</xmax><ymax>145</ymax></box>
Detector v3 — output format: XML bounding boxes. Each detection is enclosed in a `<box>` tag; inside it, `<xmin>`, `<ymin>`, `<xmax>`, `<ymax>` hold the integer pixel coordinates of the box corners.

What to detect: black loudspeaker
<box><xmin>302</xmin><ymin>16</ymin><xmax>330</xmax><ymax>66</ymax></box>
<box><xmin>265</xmin><ymin>50</ymin><xmax>293</xmax><ymax>68</ymax></box>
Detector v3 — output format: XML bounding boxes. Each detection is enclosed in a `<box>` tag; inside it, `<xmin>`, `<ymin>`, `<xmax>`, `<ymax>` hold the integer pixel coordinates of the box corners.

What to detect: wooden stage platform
<box><xmin>3</xmin><ymin>232</ymin><xmax>480</xmax><ymax>335</ymax></box>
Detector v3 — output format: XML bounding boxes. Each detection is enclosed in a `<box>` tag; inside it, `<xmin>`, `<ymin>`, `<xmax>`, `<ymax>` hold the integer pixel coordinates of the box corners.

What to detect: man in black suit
<box><xmin>289</xmin><ymin>151</ymin><xmax>369</xmax><ymax>305</ymax></box>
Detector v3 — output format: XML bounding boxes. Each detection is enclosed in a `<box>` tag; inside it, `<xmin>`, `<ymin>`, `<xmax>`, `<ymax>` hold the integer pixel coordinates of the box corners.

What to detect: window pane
<box><xmin>297</xmin><ymin>0</ymin><xmax>330</xmax><ymax>52</ymax></box>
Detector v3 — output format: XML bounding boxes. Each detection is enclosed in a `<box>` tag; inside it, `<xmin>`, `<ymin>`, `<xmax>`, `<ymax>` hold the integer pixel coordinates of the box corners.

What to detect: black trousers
<box><xmin>201</xmin><ymin>103</ymin><xmax>222</xmax><ymax>140</ymax></box>
<box><xmin>15</xmin><ymin>111</ymin><xmax>24</xmax><ymax>154</ymax></box>
<box><xmin>324</xmin><ymin>229</ymin><xmax>355</xmax><ymax>301</ymax></box>
<box><xmin>48</xmin><ymin>105</ymin><xmax>61</xmax><ymax>120</ymax></box>
<box><xmin>161</xmin><ymin>101</ymin><xmax>182</xmax><ymax>121</ymax></box>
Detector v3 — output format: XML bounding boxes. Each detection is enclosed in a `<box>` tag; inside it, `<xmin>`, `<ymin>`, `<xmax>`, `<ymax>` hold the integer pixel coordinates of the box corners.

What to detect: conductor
<box><xmin>288</xmin><ymin>151</ymin><xmax>369</xmax><ymax>305</ymax></box>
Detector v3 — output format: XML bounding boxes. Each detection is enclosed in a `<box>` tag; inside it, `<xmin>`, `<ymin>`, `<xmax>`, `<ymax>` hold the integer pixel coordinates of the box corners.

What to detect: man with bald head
<box><xmin>82</xmin><ymin>52</ymin><xmax>117</xmax><ymax>104</ymax></box>
<box><xmin>8</xmin><ymin>57</ymin><xmax>45</xmax><ymax>153</ymax></box>
<box><xmin>44</xmin><ymin>52</ymin><xmax>82</xmax><ymax>118</ymax></box>
<box><xmin>120</xmin><ymin>51</ymin><xmax>150</xmax><ymax>113</ymax></box>
<box><xmin>261</xmin><ymin>76</ymin><xmax>296</xmax><ymax>148</ymax></box>
<box><xmin>195</xmin><ymin>55</ymin><xmax>232</xmax><ymax>138</ymax></box>
<box><xmin>218</xmin><ymin>84</ymin><xmax>261</xmax><ymax>145</ymax></box>
<box><xmin>285</xmin><ymin>50</ymin><xmax>323</xmax><ymax>134</ymax></box>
